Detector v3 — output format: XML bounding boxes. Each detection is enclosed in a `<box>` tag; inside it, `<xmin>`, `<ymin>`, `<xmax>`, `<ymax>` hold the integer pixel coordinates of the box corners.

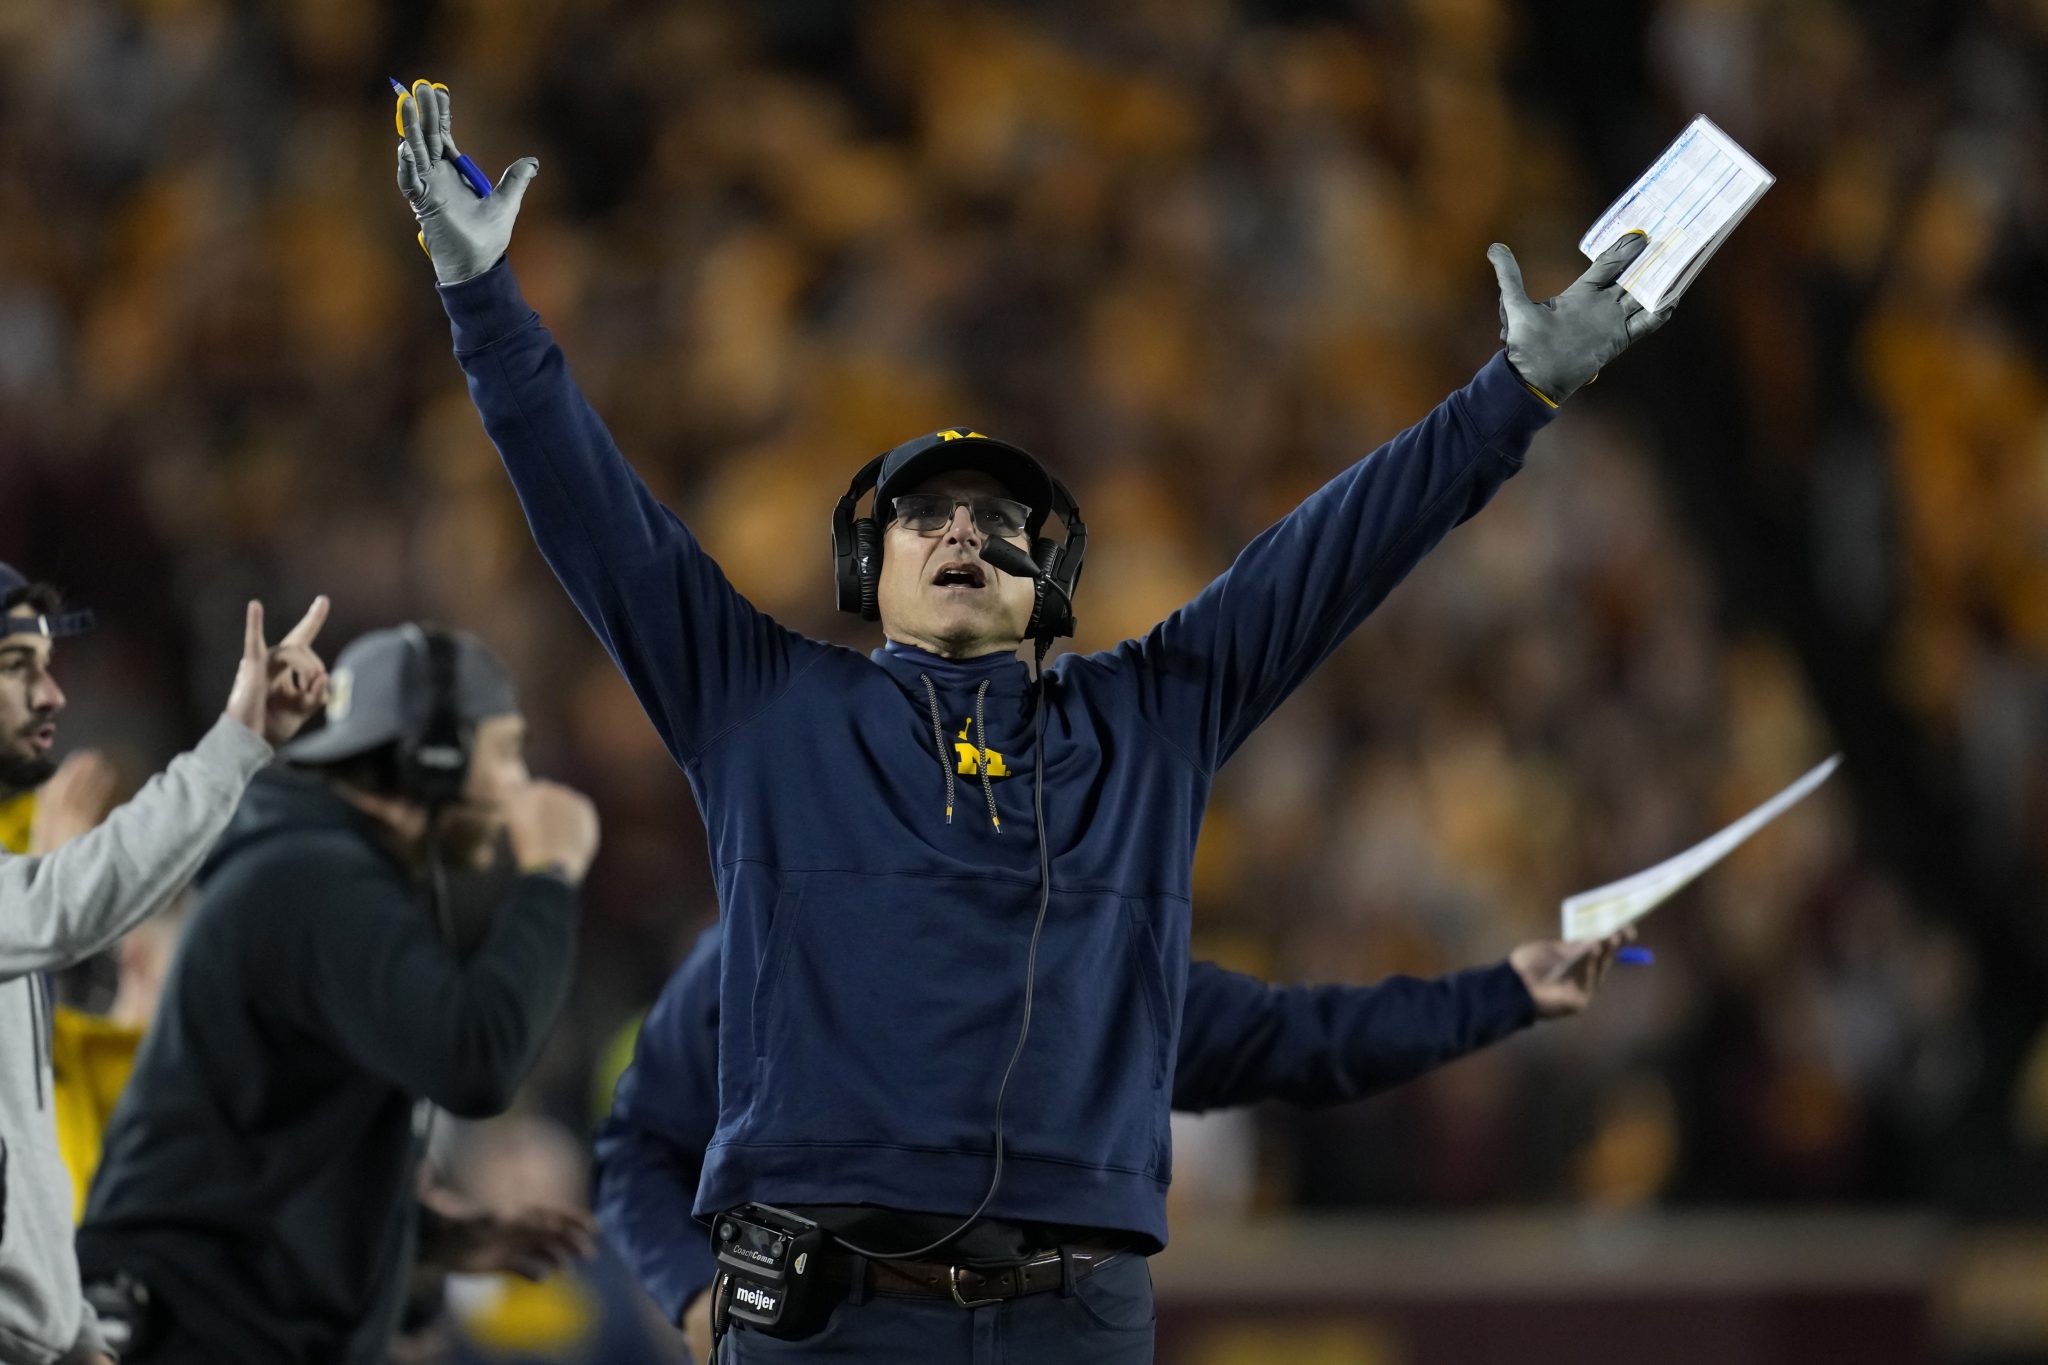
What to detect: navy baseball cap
<box><xmin>283</xmin><ymin>624</ymin><xmax>519</xmax><ymax>767</ymax></box>
<box><xmin>0</xmin><ymin>562</ymin><xmax>94</xmax><ymax>639</ymax></box>
<box><xmin>872</xmin><ymin>429</ymin><xmax>1058</xmax><ymax>539</ymax></box>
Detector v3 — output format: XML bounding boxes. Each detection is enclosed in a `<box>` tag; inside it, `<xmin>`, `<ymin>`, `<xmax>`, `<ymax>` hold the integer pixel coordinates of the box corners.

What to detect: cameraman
<box><xmin>77</xmin><ymin>625</ymin><xmax>598</xmax><ymax>1365</ymax></box>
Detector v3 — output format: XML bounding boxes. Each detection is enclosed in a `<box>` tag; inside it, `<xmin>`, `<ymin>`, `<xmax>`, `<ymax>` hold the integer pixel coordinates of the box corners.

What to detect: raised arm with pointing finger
<box><xmin>0</xmin><ymin>587</ymin><xmax>328</xmax><ymax>1365</ymax></box>
<box><xmin>0</xmin><ymin>596</ymin><xmax>330</xmax><ymax>974</ymax></box>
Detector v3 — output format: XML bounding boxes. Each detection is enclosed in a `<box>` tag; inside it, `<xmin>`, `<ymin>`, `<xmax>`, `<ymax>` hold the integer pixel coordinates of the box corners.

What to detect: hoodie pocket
<box><xmin>748</xmin><ymin>876</ymin><xmax>805</xmax><ymax>1063</ymax></box>
<box><xmin>1122</xmin><ymin>903</ymin><xmax>1172</xmax><ymax>1091</ymax></box>
<box><xmin>0</xmin><ymin>1132</ymin><xmax>80</xmax><ymax>1359</ymax></box>
<box><xmin>749</xmin><ymin>876</ymin><xmax>1178</xmax><ymax>1177</ymax></box>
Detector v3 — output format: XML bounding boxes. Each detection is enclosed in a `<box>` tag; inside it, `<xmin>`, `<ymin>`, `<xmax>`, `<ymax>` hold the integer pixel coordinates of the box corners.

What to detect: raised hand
<box><xmin>263</xmin><ymin>595</ymin><xmax>332</xmax><ymax>745</ymax></box>
<box><xmin>395</xmin><ymin>81</ymin><xmax>538</xmax><ymax>286</ymax></box>
<box><xmin>1509</xmin><ymin>927</ymin><xmax>1636</xmax><ymax>1019</ymax></box>
<box><xmin>1489</xmin><ymin>232</ymin><xmax>1675</xmax><ymax>406</ymax></box>
<box><xmin>223</xmin><ymin>596</ymin><xmax>332</xmax><ymax>744</ymax></box>
<box><xmin>28</xmin><ymin>750</ymin><xmax>119</xmax><ymax>855</ymax></box>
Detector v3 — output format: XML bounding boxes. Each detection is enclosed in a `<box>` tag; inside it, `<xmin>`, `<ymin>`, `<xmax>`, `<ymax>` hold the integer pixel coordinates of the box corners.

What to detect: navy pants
<box><xmin>719</xmin><ymin>1253</ymin><xmax>1155</xmax><ymax>1364</ymax></box>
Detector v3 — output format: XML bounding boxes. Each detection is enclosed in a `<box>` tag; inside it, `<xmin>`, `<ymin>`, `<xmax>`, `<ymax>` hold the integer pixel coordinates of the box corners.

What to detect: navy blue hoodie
<box><xmin>442</xmin><ymin>261</ymin><xmax>1553</xmax><ymax>1248</ymax></box>
<box><xmin>594</xmin><ymin>926</ymin><xmax>1536</xmax><ymax>1326</ymax></box>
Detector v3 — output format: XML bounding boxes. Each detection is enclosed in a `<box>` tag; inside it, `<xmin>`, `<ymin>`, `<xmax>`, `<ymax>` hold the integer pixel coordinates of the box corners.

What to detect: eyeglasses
<box><xmin>890</xmin><ymin>494</ymin><xmax>1033</xmax><ymax>537</ymax></box>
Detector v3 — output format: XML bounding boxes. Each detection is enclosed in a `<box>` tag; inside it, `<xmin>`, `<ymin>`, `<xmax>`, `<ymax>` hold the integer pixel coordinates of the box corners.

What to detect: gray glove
<box><xmin>394</xmin><ymin>81</ymin><xmax>538</xmax><ymax>287</ymax></box>
<box><xmin>1489</xmin><ymin>232</ymin><xmax>1674</xmax><ymax>406</ymax></box>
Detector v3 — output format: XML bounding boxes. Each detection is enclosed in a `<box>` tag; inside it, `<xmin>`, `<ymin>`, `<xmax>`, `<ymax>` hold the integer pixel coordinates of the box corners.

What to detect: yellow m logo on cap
<box><xmin>326</xmin><ymin>669</ymin><xmax>354</xmax><ymax>721</ymax></box>
<box><xmin>935</xmin><ymin>429</ymin><xmax>987</xmax><ymax>441</ymax></box>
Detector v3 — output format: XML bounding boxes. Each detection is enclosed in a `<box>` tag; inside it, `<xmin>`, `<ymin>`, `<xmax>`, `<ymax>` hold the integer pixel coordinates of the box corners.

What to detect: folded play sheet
<box><xmin>1580</xmin><ymin>115</ymin><xmax>1775</xmax><ymax>311</ymax></box>
<box><xmin>1562</xmin><ymin>755</ymin><xmax>1842</xmax><ymax>943</ymax></box>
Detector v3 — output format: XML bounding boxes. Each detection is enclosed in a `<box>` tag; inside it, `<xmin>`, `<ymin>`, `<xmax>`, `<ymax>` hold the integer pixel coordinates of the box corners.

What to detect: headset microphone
<box><xmin>978</xmin><ymin>539</ymin><xmax>1075</xmax><ymax>643</ymax></box>
<box><xmin>979</xmin><ymin>538</ymin><xmax>1055</xmax><ymax>591</ymax></box>
<box><xmin>975</xmin><ymin>536</ymin><xmax>1041</xmax><ymax>581</ymax></box>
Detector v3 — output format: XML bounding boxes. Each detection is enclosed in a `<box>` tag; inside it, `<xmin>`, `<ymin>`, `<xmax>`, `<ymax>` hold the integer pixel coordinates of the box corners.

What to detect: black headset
<box><xmin>830</xmin><ymin>453</ymin><xmax>1089</xmax><ymax>642</ymax></box>
<box><xmin>395</xmin><ymin>624</ymin><xmax>470</xmax><ymax>808</ymax></box>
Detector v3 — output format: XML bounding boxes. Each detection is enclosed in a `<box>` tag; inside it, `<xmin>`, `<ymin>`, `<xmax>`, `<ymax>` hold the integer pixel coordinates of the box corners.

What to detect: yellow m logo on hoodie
<box><xmin>952</xmin><ymin>720</ymin><xmax>1011</xmax><ymax>778</ymax></box>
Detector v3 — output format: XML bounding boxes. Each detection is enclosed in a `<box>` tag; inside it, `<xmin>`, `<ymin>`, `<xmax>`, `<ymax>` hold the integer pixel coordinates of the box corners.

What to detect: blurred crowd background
<box><xmin>0</xmin><ymin>0</ymin><xmax>2043</xmax><ymax>1356</ymax></box>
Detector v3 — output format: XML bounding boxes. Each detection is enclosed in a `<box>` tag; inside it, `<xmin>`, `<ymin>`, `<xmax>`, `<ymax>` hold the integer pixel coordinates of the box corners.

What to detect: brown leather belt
<box><xmin>858</xmin><ymin>1245</ymin><xmax>1128</xmax><ymax>1308</ymax></box>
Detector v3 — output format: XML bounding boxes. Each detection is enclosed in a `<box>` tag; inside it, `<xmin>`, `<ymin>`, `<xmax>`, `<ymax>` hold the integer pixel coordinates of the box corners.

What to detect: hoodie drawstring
<box><xmin>920</xmin><ymin>675</ymin><xmax>957</xmax><ymax>825</ymax></box>
<box><xmin>26</xmin><ymin>977</ymin><xmax>45</xmax><ymax>1109</ymax></box>
<box><xmin>919</xmin><ymin>675</ymin><xmax>1000</xmax><ymax>831</ymax></box>
<box><xmin>973</xmin><ymin>681</ymin><xmax>1000</xmax><ymax>833</ymax></box>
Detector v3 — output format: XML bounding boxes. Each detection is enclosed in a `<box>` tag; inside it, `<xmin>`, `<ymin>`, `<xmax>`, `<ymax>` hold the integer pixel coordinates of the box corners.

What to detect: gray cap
<box><xmin>283</xmin><ymin>624</ymin><xmax>518</xmax><ymax>767</ymax></box>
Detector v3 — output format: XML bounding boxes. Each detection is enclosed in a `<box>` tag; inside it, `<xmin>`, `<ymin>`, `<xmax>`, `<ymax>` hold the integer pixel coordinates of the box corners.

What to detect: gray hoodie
<box><xmin>0</xmin><ymin>716</ymin><xmax>271</xmax><ymax>1365</ymax></box>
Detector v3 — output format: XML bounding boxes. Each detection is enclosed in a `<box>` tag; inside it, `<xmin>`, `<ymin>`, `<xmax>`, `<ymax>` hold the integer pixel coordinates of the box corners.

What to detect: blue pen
<box><xmin>390</xmin><ymin>78</ymin><xmax>493</xmax><ymax>199</ymax></box>
<box><xmin>1616</xmin><ymin>947</ymin><xmax>1654</xmax><ymax>965</ymax></box>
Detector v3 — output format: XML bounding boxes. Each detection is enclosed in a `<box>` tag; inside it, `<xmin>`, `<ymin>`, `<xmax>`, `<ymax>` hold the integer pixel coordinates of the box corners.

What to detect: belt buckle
<box><xmin>948</xmin><ymin>1264</ymin><xmax>1003</xmax><ymax>1309</ymax></box>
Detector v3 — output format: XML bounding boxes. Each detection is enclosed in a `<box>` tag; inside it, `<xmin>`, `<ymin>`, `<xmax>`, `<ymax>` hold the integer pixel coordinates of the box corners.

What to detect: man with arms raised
<box><xmin>394</xmin><ymin>81</ymin><xmax>1670</xmax><ymax>1362</ymax></box>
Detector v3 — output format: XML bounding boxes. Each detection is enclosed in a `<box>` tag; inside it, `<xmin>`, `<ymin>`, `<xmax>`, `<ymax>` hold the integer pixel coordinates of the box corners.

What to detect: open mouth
<box><xmin>26</xmin><ymin>724</ymin><xmax>54</xmax><ymax>752</ymax></box>
<box><xmin>930</xmin><ymin>561</ymin><xmax>987</xmax><ymax>590</ymax></box>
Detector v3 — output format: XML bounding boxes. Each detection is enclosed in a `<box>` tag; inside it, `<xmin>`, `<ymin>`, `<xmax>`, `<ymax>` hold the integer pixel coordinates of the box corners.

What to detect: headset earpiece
<box><xmin>1024</xmin><ymin>537</ymin><xmax>1067</xmax><ymax>640</ymax></box>
<box><xmin>854</xmin><ymin>517</ymin><xmax>882</xmax><ymax>621</ymax></box>
<box><xmin>831</xmin><ymin>456</ymin><xmax>887</xmax><ymax>617</ymax></box>
<box><xmin>1030</xmin><ymin>475</ymin><xmax>1086</xmax><ymax>644</ymax></box>
<box><xmin>396</xmin><ymin>624</ymin><xmax>469</xmax><ymax>808</ymax></box>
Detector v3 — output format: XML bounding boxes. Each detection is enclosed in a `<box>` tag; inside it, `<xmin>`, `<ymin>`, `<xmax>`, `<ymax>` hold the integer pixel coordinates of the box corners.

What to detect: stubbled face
<box><xmin>435</xmin><ymin>713</ymin><xmax>530</xmax><ymax>868</ymax></box>
<box><xmin>875</xmin><ymin>470</ymin><xmax>1037</xmax><ymax>659</ymax></box>
<box><xmin>0</xmin><ymin>609</ymin><xmax>64</xmax><ymax>792</ymax></box>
